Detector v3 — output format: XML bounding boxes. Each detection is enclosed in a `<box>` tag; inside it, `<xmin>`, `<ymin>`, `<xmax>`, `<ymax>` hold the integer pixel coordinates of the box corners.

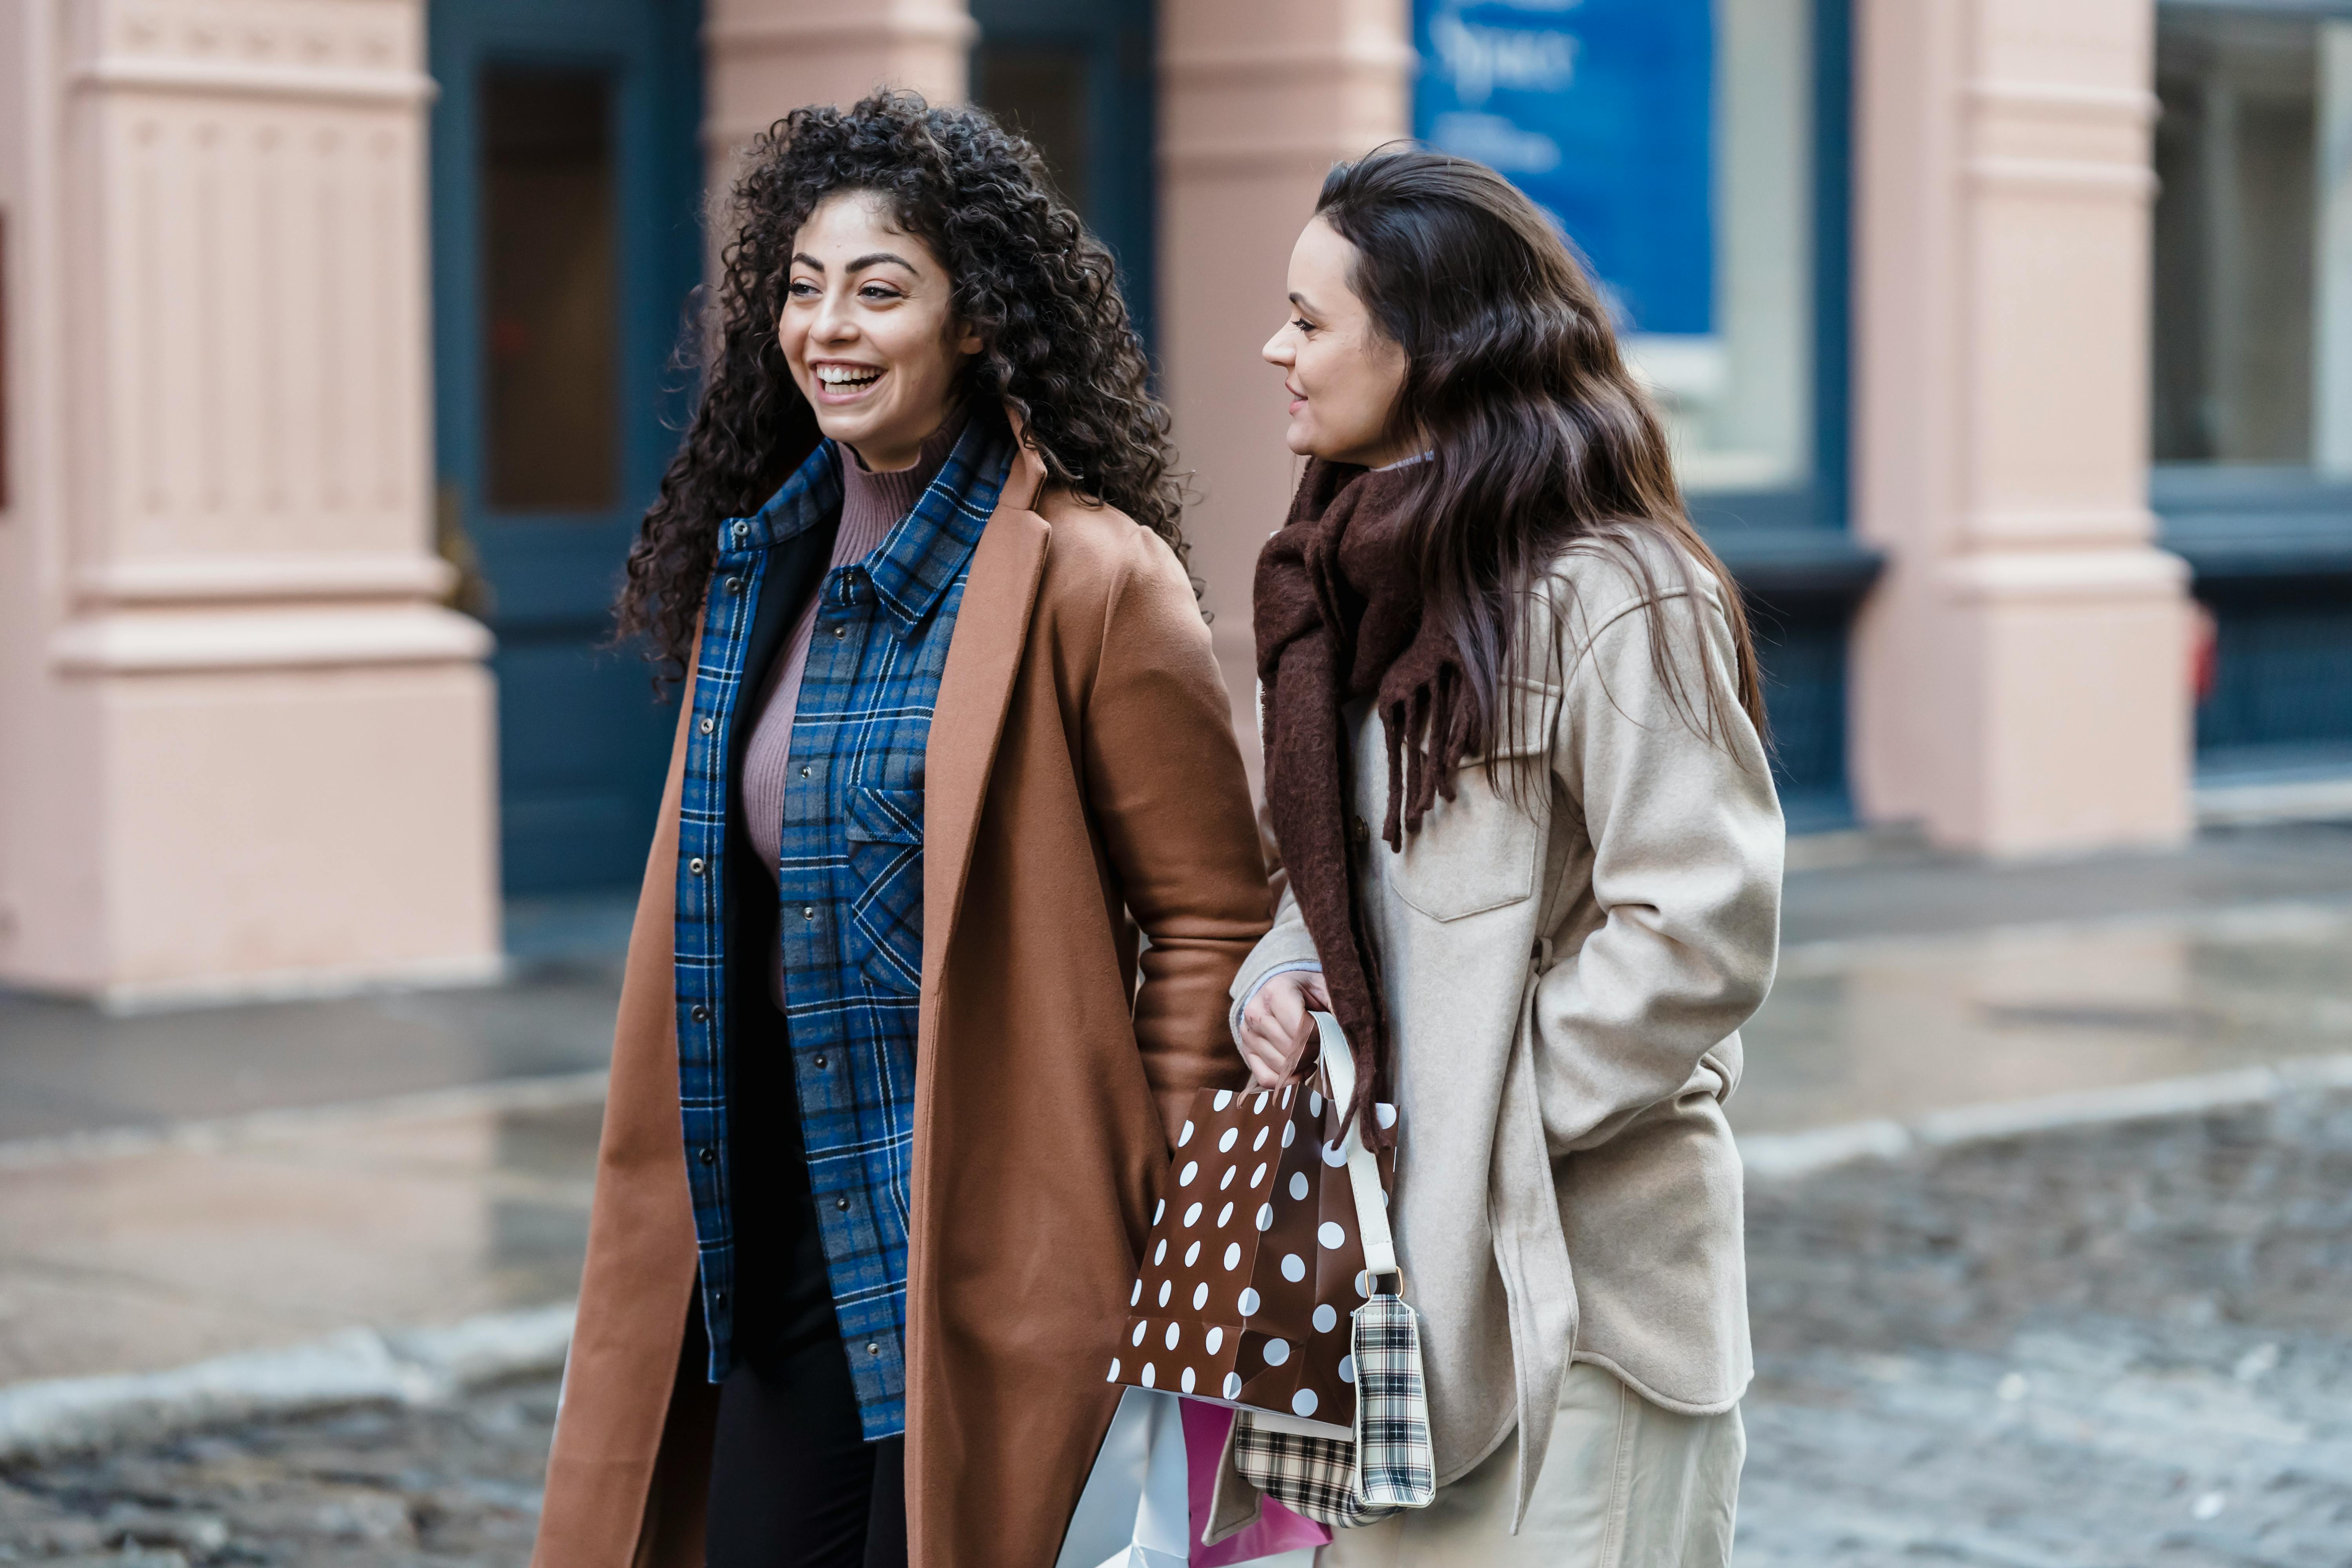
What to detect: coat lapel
<box><xmin>919</xmin><ymin>436</ymin><xmax>1051</xmax><ymax>1011</ymax></box>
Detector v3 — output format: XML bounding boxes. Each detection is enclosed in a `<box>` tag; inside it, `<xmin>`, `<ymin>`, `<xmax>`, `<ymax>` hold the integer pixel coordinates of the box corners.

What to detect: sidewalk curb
<box><xmin>1739</xmin><ymin>1052</ymin><xmax>2352</xmax><ymax>1182</ymax></box>
<box><xmin>0</xmin><ymin>1303</ymin><xmax>574</xmax><ymax>1464</ymax></box>
<box><xmin>0</xmin><ymin>1071</ymin><xmax>610</xmax><ymax>1172</ymax></box>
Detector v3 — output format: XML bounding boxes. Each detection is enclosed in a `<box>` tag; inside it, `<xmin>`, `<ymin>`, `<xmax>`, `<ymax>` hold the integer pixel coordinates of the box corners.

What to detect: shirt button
<box><xmin>699</xmin><ymin>717</ymin><xmax>715</xmax><ymax>735</ymax></box>
<box><xmin>690</xmin><ymin>1005</ymin><xmax>710</xmax><ymax>1022</ymax></box>
<box><xmin>802</xmin><ymin>906</ymin><xmax>815</xmax><ymax>920</ymax></box>
<box><xmin>688</xmin><ymin>857</ymin><xmax>706</xmax><ymax>876</ymax></box>
<box><xmin>699</xmin><ymin>1145</ymin><xmax>716</xmax><ymax>1165</ymax></box>
<box><xmin>724</xmin><ymin>576</ymin><xmax>744</xmax><ymax>594</ymax></box>
<box><xmin>731</xmin><ymin>521</ymin><xmax>748</xmax><ymax>540</ymax></box>
<box><xmin>866</xmin><ymin>1342</ymin><xmax>880</xmax><ymax>1356</ymax></box>
<box><xmin>813</xmin><ymin>1054</ymin><xmax>827</xmax><ymax>1069</ymax></box>
<box><xmin>835</xmin><ymin>1196</ymin><xmax>851</xmax><ymax>1212</ymax></box>
<box><xmin>799</xmin><ymin>765</ymin><xmax>811</xmax><ymax>779</ymax></box>
<box><xmin>831</xmin><ymin>625</ymin><xmax>847</xmax><ymax>640</ymax></box>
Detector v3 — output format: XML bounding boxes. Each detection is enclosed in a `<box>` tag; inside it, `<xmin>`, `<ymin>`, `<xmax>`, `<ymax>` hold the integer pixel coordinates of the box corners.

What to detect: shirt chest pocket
<box><xmin>1378</xmin><ymin>682</ymin><xmax>1553</xmax><ymax>923</ymax></box>
<box><xmin>845</xmin><ymin>785</ymin><xmax>925</xmax><ymax>995</ymax></box>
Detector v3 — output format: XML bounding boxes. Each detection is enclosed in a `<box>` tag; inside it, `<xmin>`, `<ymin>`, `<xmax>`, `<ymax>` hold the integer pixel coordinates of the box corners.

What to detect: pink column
<box><xmin>0</xmin><ymin>0</ymin><xmax>499</xmax><ymax>1004</ymax></box>
<box><xmin>1849</xmin><ymin>0</ymin><xmax>2191</xmax><ymax>855</ymax></box>
<box><xmin>1158</xmin><ymin>0</ymin><xmax>1413</xmax><ymax>777</ymax></box>
<box><xmin>702</xmin><ymin>0</ymin><xmax>974</xmax><ymax>191</ymax></box>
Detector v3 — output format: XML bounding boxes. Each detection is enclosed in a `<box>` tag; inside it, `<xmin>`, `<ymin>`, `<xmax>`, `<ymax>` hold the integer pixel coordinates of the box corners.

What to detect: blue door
<box><xmin>971</xmin><ymin>0</ymin><xmax>1157</xmax><ymax>347</ymax></box>
<box><xmin>429</xmin><ymin>0</ymin><xmax>704</xmax><ymax>895</ymax></box>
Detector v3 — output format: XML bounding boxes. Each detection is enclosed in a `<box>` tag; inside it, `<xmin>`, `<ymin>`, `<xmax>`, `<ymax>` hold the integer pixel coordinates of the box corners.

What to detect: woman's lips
<box><xmin>812</xmin><ymin>365</ymin><xmax>886</xmax><ymax>405</ymax></box>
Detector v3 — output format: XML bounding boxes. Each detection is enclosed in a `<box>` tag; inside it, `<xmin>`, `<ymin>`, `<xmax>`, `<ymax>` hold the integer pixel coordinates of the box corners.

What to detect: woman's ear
<box><xmin>956</xmin><ymin>324</ymin><xmax>985</xmax><ymax>357</ymax></box>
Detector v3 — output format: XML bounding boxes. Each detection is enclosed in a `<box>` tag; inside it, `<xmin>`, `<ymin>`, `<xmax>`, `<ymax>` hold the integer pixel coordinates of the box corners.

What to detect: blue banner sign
<box><xmin>1414</xmin><ymin>0</ymin><xmax>1715</xmax><ymax>337</ymax></box>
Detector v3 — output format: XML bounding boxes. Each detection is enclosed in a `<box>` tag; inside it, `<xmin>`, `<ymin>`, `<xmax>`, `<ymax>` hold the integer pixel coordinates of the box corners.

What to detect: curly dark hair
<box><xmin>615</xmin><ymin>89</ymin><xmax>1188</xmax><ymax>680</ymax></box>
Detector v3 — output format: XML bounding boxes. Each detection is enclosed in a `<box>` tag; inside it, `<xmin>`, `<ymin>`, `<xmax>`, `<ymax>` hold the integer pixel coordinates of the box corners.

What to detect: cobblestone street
<box><xmin>4</xmin><ymin>826</ymin><xmax>2351</xmax><ymax>1564</ymax></box>
<box><xmin>4</xmin><ymin>1082</ymin><xmax>2346</xmax><ymax>1566</ymax></box>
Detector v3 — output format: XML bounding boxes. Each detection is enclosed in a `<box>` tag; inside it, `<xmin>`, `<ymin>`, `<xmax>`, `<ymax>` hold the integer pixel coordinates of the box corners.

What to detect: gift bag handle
<box><xmin>1309</xmin><ymin>1011</ymin><xmax>1397</xmax><ymax>1283</ymax></box>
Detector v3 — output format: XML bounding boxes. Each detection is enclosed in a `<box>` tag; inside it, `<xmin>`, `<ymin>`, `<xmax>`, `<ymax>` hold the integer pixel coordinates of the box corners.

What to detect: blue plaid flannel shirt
<box><xmin>673</xmin><ymin>414</ymin><xmax>1014</xmax><ymax>1439</ymax></box>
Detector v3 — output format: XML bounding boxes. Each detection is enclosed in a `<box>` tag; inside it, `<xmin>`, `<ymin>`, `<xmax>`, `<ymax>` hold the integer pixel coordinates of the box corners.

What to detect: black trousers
<box><xmin>701</xmin><ymin>989</ymin><xmax>907</xmax><ymax>1568</ymax></box>
<box><xmin>704</xmin><ymin>1332</ymin><xmax>907</xmax><ymax>1568</ymax></box>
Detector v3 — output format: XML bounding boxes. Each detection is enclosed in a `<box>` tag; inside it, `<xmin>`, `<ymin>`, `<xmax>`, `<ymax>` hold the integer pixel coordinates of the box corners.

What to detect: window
<box><xmin>481</xmin><ymin>68</ymin><xmax>620</xmax><ymax>512</ymax></box>
<box><xmin>2152</xmin><ymin>8</ymin><xmax>2332</xmax><ymax>466</ymax></box>
<box><xmin>2153</xmin><ymin>3</ymin><xmax>2352</xmax><ymax>776</ymax></box>
<box><xmin>1416</xmin><ymin>0</ymin><xmax>1863</xmax><ymax>824</ymax></box>
<box><xmin>975</xmin><ymin>46</ymin><xmax>1092</xmax><ymax>219</ymax></box>
<box><xmin>1415</xmin><ymin>0</ymin><xmax>1818</xmax><ymax>501</ymax></box>
<box><xmin>971</xmin><ymin>0</ymin><xmax>1156</xmax><ymax>346</ymax></box>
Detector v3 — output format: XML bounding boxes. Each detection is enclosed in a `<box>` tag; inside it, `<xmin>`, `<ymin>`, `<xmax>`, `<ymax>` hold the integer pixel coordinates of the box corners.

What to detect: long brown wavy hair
<box><xmin>1314</xmin><ymin>147</ymin><xmax>1768</xmax><ymax>758</ymax></box>
<box><xmin>616</xmin><ymin>91</ymin><xmax>1186</xmax><ymax>680</ymax></box>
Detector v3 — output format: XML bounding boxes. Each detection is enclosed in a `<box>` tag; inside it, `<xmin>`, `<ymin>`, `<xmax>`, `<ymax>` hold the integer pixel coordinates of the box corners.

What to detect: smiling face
<box><xmin>780</xmin><ymin>190</ymin><xmax>981</xmax><ymax>472</ymax></box>
<box><xmin>1261</xmin><ymin>216</ymin><xmax>1414</xmax><ymax>468</ymax></box>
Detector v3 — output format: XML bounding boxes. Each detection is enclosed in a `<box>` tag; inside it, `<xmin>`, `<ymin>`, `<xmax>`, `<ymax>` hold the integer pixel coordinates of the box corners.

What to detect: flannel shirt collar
<box><xmin>717</xmin><ymin>410</ymin><xmax>1008</xmax><ymax>632</ymax></box>
<box><xmin>718</xmin><ymin>440</ymin><xmax>842</xmax><ymax>563</ymax></box>
<box><xmin>859</xmin><ymin>412</ymin><xmax>1007</xmax><ymax>630</ymax></box>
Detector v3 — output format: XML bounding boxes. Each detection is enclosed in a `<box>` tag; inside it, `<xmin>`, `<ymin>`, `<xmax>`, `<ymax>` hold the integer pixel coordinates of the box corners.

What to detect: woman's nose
<box><xmin>813</xmin><ymin>292</ymin><xmax>858</xmax><ymax>342</ymax></box>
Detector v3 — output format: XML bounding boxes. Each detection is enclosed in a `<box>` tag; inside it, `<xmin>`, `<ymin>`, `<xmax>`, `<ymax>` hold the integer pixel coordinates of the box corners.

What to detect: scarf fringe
<box><xmin>1381</xmin><ymin>664</ymin><xmax>1473</xmax><ymax>850</ymax></box>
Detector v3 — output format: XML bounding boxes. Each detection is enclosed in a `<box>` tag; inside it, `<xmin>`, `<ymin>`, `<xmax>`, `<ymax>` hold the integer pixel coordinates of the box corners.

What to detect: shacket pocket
<box><xmin>1387</xmin><ymin>679</ymin><xmax>1554</xmax><ymax>923</ymax></box>
<box><xmin>845</xmin><ymin>786</ymin><xmax>926</xmax><ymax>995</ymax></box>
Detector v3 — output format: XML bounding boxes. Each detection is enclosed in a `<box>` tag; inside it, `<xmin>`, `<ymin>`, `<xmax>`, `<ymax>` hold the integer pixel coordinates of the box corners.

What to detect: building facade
<box><xmin>1</xmin><ymin>0</ymin><xmax>2324</xmax><ymax>1003</ymax></box>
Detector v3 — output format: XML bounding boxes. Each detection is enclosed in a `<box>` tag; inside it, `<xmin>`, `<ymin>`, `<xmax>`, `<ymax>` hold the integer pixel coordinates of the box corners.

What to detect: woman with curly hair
<box><xmin>530</xmin><ymin>92</ymin><xmax>1269</xmax><ymax>1568</ymax></box>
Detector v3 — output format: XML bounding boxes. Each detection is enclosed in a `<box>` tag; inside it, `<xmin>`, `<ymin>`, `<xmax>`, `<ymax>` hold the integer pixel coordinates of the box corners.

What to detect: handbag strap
<box><xmin>1310</xmin><ymin>1011</ymin><xmax>1397</xmax><ymax>1282</ymax></box>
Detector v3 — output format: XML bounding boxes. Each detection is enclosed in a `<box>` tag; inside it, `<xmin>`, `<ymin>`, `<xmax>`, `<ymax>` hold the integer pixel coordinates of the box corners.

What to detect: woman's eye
<box><xmin>860</xmin><ymin>285</ymin><xmax>902</xmax><ymax>302</ymax></box>
<box><xmin>1291</xmin><ymin>318</ymin><xmax>1315</xmax><ymax>334</ymax></box>
<box><xmin>787</xmin><ymin>279</ymin><xmax>818</xmax><ymax>298</ymax></box>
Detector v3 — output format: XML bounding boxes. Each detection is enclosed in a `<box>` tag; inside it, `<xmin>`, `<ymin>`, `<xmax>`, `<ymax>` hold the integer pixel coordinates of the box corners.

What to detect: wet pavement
<box><xmin>0</xmin><ymin>1091</ymin><xmax>600</xmax><ymax>1388</ymax></box>
<box><xmin>4</xmin><ymin>1078</ymin><xmax>2345</xmax><ymax>1566</ymax></box>
<box><xmin>1</xmin><ymin>820</ymin><xmax>2351</xmax><ymax>1561</ymax></box>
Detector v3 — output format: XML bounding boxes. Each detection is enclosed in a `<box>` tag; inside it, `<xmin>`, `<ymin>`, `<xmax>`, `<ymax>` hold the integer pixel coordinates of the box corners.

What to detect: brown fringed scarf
<box><xmin>1254</xmin><ymin>458</ymin><xmax>1476</xmax><ymax>1150</ymax></box>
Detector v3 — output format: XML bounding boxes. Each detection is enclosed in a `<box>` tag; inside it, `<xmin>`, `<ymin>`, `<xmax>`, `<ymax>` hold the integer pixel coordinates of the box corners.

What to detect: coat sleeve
<box><xmin>1530</xmin><ymin>582</ymin><xmax>1784</xmax><ymax>1154</ymax></box>
<box><xmin>1225</xmin><ymin>881</ymin><xmax>1321</xmax><ymax>1045</ymax></box>
<box><xmin>1081</xmin><ymin>537</ymin><xmax>1274</xmax><ymax>1143</ymax></box>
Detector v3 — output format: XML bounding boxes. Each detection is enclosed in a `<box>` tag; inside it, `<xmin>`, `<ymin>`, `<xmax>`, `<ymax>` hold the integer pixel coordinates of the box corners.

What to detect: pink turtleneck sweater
<box><xmin>740</xmin><ymin>409</ymin><xmax>967</xmax><ymax>898</ymax></box>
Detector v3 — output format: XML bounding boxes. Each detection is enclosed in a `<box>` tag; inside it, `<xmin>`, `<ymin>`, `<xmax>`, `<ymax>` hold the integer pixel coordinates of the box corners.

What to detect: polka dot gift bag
<box><xmin>1108</xmin><ymin>1012</ymin><xmax>1435</xmax><ymax>1533</ymax></box>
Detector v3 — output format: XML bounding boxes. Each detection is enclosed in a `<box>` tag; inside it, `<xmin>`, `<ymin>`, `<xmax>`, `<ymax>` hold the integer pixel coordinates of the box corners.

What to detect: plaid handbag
<box><xmin>1226</xmin><ymin>1014</ymin><xmax>1436</xmax><ymax>1528</ymax></box>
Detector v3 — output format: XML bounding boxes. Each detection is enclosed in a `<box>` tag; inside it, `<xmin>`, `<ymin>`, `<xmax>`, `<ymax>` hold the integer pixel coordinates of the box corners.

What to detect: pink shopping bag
<box><xmin>1180</xmin><ymin>1400</ymin><xmax>1332</xmax><ymax>1566</ymax></box>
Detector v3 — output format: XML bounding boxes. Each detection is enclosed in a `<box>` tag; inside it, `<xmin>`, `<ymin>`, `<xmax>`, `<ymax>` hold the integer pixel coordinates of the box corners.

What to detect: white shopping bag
<box><xmin>1055</xmin><ymin>1388</ymin><xmax>1319</xmax><ymax>1568</ymax></box>
<box><xmin>1055</xmin><ymin>1387</ymin><xmax>1193</xmax><ymax>1568</ymax></box>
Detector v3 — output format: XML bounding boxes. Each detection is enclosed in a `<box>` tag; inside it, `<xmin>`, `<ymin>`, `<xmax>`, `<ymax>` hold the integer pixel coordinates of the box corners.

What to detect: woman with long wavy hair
<box><xmin>1230</xmin><ymin>148</ymin><xmax>1783</xmax><ymax>1564</ymax></box>
<box><xmin>531</xmin><ymin>92</ymin><xmax>1269</xmax><ymax>1568</ymax></box>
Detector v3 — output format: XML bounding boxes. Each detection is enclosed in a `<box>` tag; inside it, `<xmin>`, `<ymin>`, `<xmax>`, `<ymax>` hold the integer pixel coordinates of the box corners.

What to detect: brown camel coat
<box><xmin>531</xmin><ymin>440</ymin><xmax>1270</xmax><ymax>1568</ymax></box>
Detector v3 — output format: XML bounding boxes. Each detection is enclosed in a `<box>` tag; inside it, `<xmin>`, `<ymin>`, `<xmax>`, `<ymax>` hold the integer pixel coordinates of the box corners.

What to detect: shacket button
<box><xmin>712</xmin><ymin>1290</ymin><xmax>727</xmax><ymax>1308</ymax></box>
<box><xmin>688</xmin><ymin>857</ymin><xmax>706</xmax><ymax>876</ymax></box>
<box><xmin>835</xmin><ymin>1196</ymin><xmax>851</xmax><ymax>1212</ymax></box>
<box><xmin>802</xmin><ymin>905</ymin><xmax>815</xmax><ymax>920</ymax></box>
<box><xmin>831</xmin><ymin>624</ymin><xmax>846</xmax><ymax>640</ymax></box>
<box><xmin>799</xmin><ymin>765</ymin><xmax>811</xmax><ymax>779</ymax></box>
<box><xmin>699</xmin><ymin>1145</ymin><xmax>716</xmax><ymax>1165</ymax></box>
<box><xmin>731</xmin><ymin>521</ymin><xmax>748</xmax><ymax>540</ymax></box>
<box><xmin>813</xmin><ymin>1054</ymin><xmax>827</xmax><ymax>1069</ymax></box>
<box><xmin>699</xmin><ymin>717</ymin><xmax>715</xmax><ymax>735</ymax></box>
<box><xmin>725</xmin><ymin>576</ymin><xmax>744</xmax><ymax>594</ymax></box>
<box><xmin>866</xmin><ymin>1342</ymin><xmax>880</xmax><ymax>1356</ymax></box>
<box><xmin>690</xmin><ymin>1005</ymin><xmax>710</xmax><ymax>1022</ymax></box>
